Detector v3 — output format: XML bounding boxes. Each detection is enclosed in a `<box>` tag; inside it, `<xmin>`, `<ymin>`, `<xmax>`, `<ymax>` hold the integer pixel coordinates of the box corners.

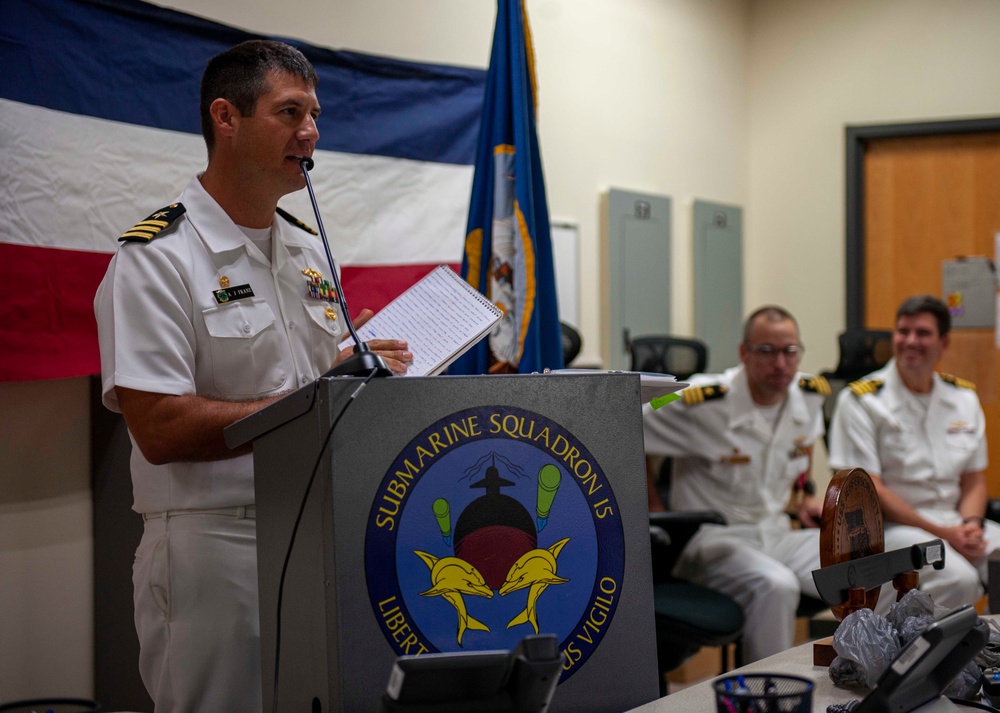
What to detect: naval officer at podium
<box><xmin>95</xmin><ymin>40</ymin><xmax>410</xmax><ymax>713</ymax></box>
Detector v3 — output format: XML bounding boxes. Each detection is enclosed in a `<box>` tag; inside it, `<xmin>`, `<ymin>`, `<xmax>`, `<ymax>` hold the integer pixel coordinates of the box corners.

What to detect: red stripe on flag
<box><xmin>0</xmin><ymin>248</ymin><xmax>462</xmax><ymax>381</ymax></box>
<box><xmin>0</xmin><ymin>243</ymin><xmax>111</xmax><ymax>382</ymax></box>
<box><xmin>341</xmin><ymin>263</ymin><xmax>461</xmax><ymax>320</ymax></box>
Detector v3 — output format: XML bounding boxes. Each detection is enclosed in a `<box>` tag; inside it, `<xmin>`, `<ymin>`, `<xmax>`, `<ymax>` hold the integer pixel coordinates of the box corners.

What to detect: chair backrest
<box><xmin>629</xmin><ymin>335</ymin><xmax>708</xmax><ymax>380</ymax></box>
<box><xmin>831</xmin><ymin>329</ymin><xmax>893</xmax><ymax>381</ymax></box>
<box><xmin>819</xmin><ymin>329</ymin><xmax>893</xmax><ymax>447</ymax></box>
<box><xmin>560</xmin><ymin>322</ymin><xmax>583</xmax><ymax>365</ymax></box>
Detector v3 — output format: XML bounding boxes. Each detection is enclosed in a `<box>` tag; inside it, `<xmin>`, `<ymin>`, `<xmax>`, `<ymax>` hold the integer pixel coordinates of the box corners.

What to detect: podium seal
<box><xmin>365</xmin><ymin>405</ymin><xmax>625</xmax><ymax>682</ymax></box>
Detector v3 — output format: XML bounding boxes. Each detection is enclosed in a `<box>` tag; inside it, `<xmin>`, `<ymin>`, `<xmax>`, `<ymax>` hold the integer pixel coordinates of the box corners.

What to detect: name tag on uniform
<box><xmin>720</xmin><ymin>449</ymin><xmax>751</xmax><ymax>465</ymax></box>
<box><xmin>213</xmin><ymin>284</ymin><xmax>254</xmax><ymax>304</ymax></box>
<box><xmin>947</xmin><ymin>421</ymin><xmax>975</xmax><ymax>434</ymax></box>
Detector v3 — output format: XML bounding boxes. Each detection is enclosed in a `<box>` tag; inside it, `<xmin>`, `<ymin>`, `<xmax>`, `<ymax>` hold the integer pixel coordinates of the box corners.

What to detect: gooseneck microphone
<box><xmin>299</xmin><ymin>157</ymin><xmax>392</xmax><ymax>377</ymax></box>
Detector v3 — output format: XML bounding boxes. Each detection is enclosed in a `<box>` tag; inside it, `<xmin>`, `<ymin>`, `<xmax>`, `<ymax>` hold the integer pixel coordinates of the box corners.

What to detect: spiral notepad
<box><xmin>339</xmin><ymin>265</ymin><xmax>502</xmax><ymax>376</ymax></box>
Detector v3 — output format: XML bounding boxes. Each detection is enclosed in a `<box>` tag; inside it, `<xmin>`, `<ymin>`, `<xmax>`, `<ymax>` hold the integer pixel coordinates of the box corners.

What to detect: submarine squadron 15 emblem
<box><xmin>365</xmin><ymin>406</ymin><xmax>625</xmax><ymax>682</ymax></box>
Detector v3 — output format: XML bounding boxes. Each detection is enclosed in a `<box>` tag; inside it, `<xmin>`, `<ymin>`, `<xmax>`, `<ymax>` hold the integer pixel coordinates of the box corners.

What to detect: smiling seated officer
<box><xmin>829</xmin><ymin>294</ymin><xmax>1000</xmax><ymax>610</ymax></box>
<box><xmin>642</xmin><ymin>306</ymin><xmax>828</xmax><ymax>662</ymax></box>
<box><xmin>95</xmin><ymin>40</ymin><xmax>411</xmax><ymax>712</ymax></box>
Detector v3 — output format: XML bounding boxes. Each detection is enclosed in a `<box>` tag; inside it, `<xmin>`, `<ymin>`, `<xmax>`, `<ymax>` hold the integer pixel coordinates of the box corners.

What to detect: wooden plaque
<box><xmin>819</xmin><ymin>467</ymin><xmax>885</xmax><ymax>620</ymax></box>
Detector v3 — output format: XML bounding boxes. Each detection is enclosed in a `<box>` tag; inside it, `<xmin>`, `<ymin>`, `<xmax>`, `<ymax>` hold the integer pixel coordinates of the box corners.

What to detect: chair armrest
<box><xmin>648</xmin><ymin>510</ymin><xmax>726</xmax><ymax>583</ymax></box>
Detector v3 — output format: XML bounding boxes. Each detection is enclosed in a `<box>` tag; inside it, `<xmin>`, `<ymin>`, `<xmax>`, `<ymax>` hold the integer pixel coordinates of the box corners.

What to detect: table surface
<box><xmin>626</xmin><ymin>638</ymin><xmax>878</xmax><ymax>712</ymax></box>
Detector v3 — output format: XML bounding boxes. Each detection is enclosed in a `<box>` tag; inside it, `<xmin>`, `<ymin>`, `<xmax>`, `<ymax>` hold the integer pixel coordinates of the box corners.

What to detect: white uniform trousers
<box><xmin>674</xmin><ymin>522</ymin><xmax>821</xmax><ymax>663</ymax></box>
<box><xmin>134</xmin><ymin>510</ymin><xmax>261</xmax><ymax>713</ymax></box>
<box><xmin>873</xmin><ymin>512</ymin><xmax>1000</xmax><ymax>614</ymax></box>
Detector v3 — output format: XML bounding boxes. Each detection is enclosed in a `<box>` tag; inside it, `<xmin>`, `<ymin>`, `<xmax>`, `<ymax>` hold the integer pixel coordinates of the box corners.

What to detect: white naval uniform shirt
<box><xmin>828</xmin><ymin>359</ymin><xmax>987</xmax><ymax>513</ymax></box>
<box><xmin>95</xmin><ymin>175</ymin><xmax>344</xmax><ymax>514</ymax></box>
<box><xmin>642</xmin><ymin>365</ymin><xmax>826</xmax><ymax>528</ymax></box>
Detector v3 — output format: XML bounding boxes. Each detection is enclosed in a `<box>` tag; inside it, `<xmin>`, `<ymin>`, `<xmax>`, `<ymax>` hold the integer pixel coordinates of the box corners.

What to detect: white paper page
<box><xmin>341</xmin><ymin>265</ymin><xmax>501</xmax><ymax>376</ymax></box>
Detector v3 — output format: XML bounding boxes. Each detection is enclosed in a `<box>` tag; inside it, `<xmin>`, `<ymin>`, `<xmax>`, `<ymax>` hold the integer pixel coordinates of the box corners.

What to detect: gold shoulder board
<box><xmin>118</xmin><ymin>203</ymin><xmax>186</xmax><ymax>243</ymax></box>
<box><xmin>681</xmin><ymin>384</ymin><xmax>728</xmax><ymax>406</ymax></box>
<box><xmin>799</xmin><ymin>374</ymin><xmax>831</xmax><ymax>396</ymax></box>
<box><xmin>276</xmin><ymin>207</ymin><xmax>318</xmax><ymax>235</ymax></box>
<box><xmin>940</xmin><ymin>373</ymin><xmax>976</xmax><ymax>391</ymax></box>
<box><xmin>848</xmin><ymin>378</ymin><xmax>884</xmax><ymax>397</ymax></box>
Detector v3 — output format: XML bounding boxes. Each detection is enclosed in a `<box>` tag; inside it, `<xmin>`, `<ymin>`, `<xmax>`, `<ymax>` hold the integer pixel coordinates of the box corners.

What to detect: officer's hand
<box><xmin>337</xmin><ymin>308</ymin><xmax>412</xmax><ymax>374</ymax></box>
<box><xmin>944</xmin><ymin>523</ymin><xmax>986</xmax><ymax>561</ymax></box>
<box><xmin>333</xmin><ymin>340</ymin><xmax>412</xmax><ymax>374</ymax></box>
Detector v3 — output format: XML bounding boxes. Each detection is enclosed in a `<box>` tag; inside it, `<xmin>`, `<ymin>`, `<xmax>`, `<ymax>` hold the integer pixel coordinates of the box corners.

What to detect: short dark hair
<box><xmin>896</xmin><ymin>294</ymin><xmax>951</xmax><ymax>336</ymax></box>
<box><xmin>742</xmin><ymin>305</ymin><xmax>799</xmax><ymax>343</ymax></box>
<box><xmin>200</xmin><ymin>40</ymin><xmax>318</xmax><ymax>154</ymax></box>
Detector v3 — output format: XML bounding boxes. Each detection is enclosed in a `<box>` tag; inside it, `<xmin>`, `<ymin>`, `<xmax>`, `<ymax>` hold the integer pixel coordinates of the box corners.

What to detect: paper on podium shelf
<box><xmin>550</xmin><ymin>369</ymin><xmax>687</xmax><ymax>406</ymax></box>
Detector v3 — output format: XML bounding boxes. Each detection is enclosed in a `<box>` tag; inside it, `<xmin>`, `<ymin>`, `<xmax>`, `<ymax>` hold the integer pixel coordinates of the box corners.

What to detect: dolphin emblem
<box><xmin>414</xmin><ymin>551</ymin><xmax>493</xmax><ymax>645</ymax></box>
<box><xmin>499</xmin><ymin>538</ymin><xmax>570</xmax><ymax>634</ymax></box>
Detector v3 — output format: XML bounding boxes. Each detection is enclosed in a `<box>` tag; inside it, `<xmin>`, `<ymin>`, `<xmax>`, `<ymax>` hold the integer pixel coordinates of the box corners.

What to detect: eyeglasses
<box><xmin>745</xmin><ymin>344</ymin><xmax>805</xmax><ymax>360</ymax></box>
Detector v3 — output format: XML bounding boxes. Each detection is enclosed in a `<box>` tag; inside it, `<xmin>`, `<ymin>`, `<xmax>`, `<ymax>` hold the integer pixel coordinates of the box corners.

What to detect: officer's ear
<box><xmin>210</xmin><ymin>98</ymin><xmax>241</xmax><ymax>142</ymax></box>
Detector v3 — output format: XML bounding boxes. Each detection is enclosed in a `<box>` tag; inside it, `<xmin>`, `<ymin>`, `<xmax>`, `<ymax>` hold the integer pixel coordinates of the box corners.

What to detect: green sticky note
<box><xmin>649</xmin><ymin>392</ymin><xmax>682</xmax><ymax>410</ymax></box>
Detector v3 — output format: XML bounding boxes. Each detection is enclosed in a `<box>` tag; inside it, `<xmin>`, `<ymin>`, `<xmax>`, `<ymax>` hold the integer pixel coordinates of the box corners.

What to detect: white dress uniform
<box><xmin>95</xmin><ymin>175</ymin><xmax>344</xmax><ymax>712</ymax></box>
<box><xmin>642</xmin><ymin>365</ymin><xmax>827</xmax><ymax>662</ymax></box>
<box><xmin>828</xmin><ymin>358</ymin><xmax>998</xmax><ymax>610</ymax></box>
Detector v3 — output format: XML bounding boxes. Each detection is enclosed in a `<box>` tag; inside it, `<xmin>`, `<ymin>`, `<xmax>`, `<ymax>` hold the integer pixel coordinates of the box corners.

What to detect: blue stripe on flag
<box><xmin>1</xmin><ymin>0</ymin><xmax>485</xmax><ymax>164</ymax></box>
<box><xmin>449</xmin><ymin>0</ymin><xmax>563</xmax><ymax>375</ymax></box>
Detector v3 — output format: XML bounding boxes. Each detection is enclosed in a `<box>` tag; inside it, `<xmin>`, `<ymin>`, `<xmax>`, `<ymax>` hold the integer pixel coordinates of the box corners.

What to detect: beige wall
<box><xmin>4</xmin><ymin>0</ymin><xmax>1000</xmax><ymax>701</ymax></box>
<box><xmin>746</xmin><ymin>0</ymin><xmax>1000</xmax><ymax>374</ymax></box>
<box><xmin>0</xmin><ymin>377</ymin><xmax>93</xmax><ymax>699</ymax></box>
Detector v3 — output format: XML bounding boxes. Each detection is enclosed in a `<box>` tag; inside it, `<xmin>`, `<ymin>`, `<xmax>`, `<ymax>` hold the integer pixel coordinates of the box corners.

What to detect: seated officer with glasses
<box><xmin>643</xmin><ymin>306</ymin><xmax>829</xmax><ymax>661</ymax></box>
<box><xmin>829</xmin><ymin>294</ymin><xmax>999</xmax><ymax>610</ymax></box>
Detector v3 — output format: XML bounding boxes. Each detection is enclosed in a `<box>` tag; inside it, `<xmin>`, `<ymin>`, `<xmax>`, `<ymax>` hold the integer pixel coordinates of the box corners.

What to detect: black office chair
<box><xmin>649</xmin><ymin>511</ymin><xmax>745</xmax><ymax>696</ymax></box>
<box><xmin>647</xmin><ymin>459</ymin><xmax>744</xmax><ymax>693</ymax></box>
<box><xmin>819</xmin><ymin>329</ymin><xmax>893</xmax><ymax>445</ymax></box>
<box><xmin>560</xmin><ymin>322</ymin><xmax>582</xmax><ymax>366</ymax></box>
<box><xmin>629</xmin><ymin>335</ymin><xmax>708</xmax><ymax>380</ymax></box>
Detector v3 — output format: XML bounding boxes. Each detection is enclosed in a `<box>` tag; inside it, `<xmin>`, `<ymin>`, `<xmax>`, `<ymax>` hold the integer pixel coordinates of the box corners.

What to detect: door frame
<box><xmin>845</xmin><ymin>116</ymin><xmax>1000</xmax><ymax>330</ymax></box>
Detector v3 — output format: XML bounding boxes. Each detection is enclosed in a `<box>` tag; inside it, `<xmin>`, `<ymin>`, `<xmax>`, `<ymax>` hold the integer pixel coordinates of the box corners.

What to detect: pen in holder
<box><xmin>712</xmin><ymin>673</ymin><xmax>813</xmax><ymax>713</ymax></box>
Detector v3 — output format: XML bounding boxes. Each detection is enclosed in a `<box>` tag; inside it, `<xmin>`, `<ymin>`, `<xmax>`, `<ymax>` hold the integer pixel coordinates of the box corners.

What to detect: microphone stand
<box><xmin>299</xmin><ymin>157</ymin><xmax>392</xmax><ymax>378</ymax></box>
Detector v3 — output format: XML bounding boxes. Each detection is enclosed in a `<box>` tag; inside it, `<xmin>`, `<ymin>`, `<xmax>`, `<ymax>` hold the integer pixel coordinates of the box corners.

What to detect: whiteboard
<box><xmin>551</xmin><ymin>220</ymin><xmax>579</xmax><ymax>328</ymax></box>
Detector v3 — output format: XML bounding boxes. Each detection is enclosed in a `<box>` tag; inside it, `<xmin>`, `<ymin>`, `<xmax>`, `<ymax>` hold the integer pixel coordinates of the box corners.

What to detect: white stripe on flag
<box><xmin>1</xmin><ymin>98</ymin><xmax>471</xmax><ymax>266</ymax></box>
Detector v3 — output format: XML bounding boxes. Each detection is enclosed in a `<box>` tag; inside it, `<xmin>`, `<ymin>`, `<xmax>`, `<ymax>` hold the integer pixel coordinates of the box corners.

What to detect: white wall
<box><xmin>746</xmin><ymin>0</ymin><xmax>1000</xmax><ymax>375</ymax></box>
<box><xmin>4</xmin><ymin>0</ymin><xmax>1000</xmax><ymax>701</ymax></box>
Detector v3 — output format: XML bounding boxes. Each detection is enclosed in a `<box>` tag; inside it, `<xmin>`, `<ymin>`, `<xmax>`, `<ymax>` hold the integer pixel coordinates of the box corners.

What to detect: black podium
<box><xmin>226</xmin><ymin>372</ymin><xmax>658</xmax><ymax>712</ymax></box>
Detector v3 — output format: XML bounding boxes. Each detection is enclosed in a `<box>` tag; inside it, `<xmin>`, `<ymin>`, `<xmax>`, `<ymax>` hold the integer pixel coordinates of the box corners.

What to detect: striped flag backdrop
<box><xmin>0</xmin><ymin>0</ymin><xmax>486</xmax><ymax>381</ymax></box>
<box><xmin>449</xmin><ymin>0</ymin><xmax>563</xmax><ymax>375</ymax></box>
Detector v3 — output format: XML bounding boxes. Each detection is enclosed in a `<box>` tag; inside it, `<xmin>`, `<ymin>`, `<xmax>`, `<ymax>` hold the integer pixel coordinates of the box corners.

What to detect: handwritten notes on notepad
<box><xmin>339</xmin><ymin>265</ymin><xmax>502</xmax><ymax>376</ymax></box>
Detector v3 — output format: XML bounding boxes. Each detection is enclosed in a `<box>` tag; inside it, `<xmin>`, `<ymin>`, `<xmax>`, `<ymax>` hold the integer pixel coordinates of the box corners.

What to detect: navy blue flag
<box><xmin>449</xmin><ymin>0</ymin><xmax>564</xmax><ymax>375</ymax></box>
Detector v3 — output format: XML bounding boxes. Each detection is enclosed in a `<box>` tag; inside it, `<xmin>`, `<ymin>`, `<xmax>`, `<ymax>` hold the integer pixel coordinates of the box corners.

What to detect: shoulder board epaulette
<box><xmin>118</xmin><ymin>203</ymin><xmax>186</xmax><ymax>243</ymax></box>
<box><xmin>681</xmin><ymin>384</ymin><xmax>728</xmax><ymax>406</ymax></box>
<box><xmin>940</xmin><ymin>373</ymin><xmax>976</xmax><ymax>391</ymax></box>
<box><xmin>848</xmin><ymin>378</ymin><xmax>884</xmax><ymax>397</ymax></box>
<box><xmin>276</xmin><ymin>207</ymin><xmax>318</xmax><ymax>235</ymax></box>
<box><xmin>798</xmin><ymin>375</ymin><xmax>831</xmax><ymax>396</ymax></box>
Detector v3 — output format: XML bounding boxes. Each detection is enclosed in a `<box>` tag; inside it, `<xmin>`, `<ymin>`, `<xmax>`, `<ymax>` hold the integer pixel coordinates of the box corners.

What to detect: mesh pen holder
<box><xmin>712</xmin><ymin>673</ymin><xmax>814</xmax><ymax>713</ymax></box>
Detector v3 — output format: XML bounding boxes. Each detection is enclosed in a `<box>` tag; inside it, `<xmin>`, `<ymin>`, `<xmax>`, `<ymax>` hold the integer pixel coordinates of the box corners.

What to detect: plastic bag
<box><xmin>829</xmin><ymin>608</ymin><xmax>901</xmax><ymax>689</ymax></box>
<box><xmin>943</xmin><ymin>660</ymin><xmax>983</xmax><ymax>700</ymax></box>
<box><xmin>886</xmin><ymin>589</ymin><xmax>939</xmax><ymax>632</ymax></box>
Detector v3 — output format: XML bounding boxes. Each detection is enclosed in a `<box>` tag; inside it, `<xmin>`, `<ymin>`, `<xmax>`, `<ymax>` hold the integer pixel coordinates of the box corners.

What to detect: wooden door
<box><xmin>862</xmin><ymin>131</ymin><xmax>1000</xmax><ymax>493</ymax></box>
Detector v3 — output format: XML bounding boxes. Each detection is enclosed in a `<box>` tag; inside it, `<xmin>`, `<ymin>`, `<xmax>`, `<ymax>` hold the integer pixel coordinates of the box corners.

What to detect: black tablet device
<box><xmin>855</xmin><ymin>604</ymin><xmax>989</xmax><ymax>713</ymax></box>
